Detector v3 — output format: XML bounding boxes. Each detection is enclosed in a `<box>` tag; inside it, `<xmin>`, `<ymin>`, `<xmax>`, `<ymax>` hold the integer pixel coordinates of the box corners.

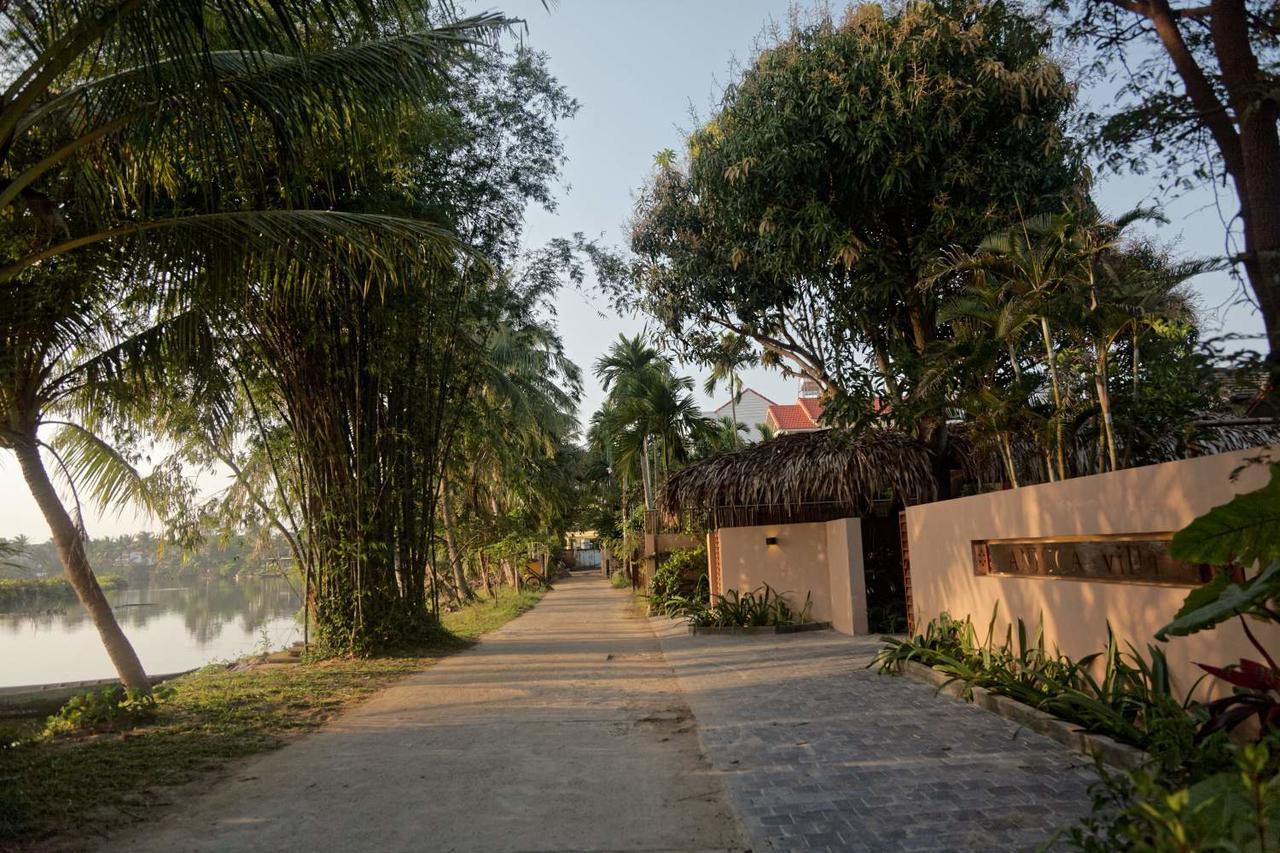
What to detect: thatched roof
<box><xmin>662</xmin><ymin>428</ymin><xmax>936</xmax><ymax>527</ymax></box>
<box><xmin>663</xmin><ymin>419</ymin><xmax>1280</xmax><ymax>529</ymax></box>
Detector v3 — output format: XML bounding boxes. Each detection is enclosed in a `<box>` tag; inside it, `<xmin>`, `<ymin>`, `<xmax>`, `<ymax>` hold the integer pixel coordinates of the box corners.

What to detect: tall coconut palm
<box><xmin>0</xmin><ymin>251</ymin><xmax>205</xmax><ymax>690</ymax></box>
<box><xmin>0</xmin><ymin>1</ymin><xmax>504</xmax><ymax>687</ymax></box>
<box><xmin>702</xmin><ymin>332</ymin><xmax>757</xmax><ymax>447</ymax></box>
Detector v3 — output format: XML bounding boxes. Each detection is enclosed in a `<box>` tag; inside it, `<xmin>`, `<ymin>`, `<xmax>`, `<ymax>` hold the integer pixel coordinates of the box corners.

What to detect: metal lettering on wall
<box><xmin>971</xmin><ymin>536</ymin><xmax>1210</xmax><ymax>586</ymax></box>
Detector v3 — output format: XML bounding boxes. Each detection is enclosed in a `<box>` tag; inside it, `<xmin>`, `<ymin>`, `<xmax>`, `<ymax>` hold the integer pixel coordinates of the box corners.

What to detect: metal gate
<box><xmin>861</xmin><ymin>515</ymin><xmax>908</xmax><ymax>634</ymax></box>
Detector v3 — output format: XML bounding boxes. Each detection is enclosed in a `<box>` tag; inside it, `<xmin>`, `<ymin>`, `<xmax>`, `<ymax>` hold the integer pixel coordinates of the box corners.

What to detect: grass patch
<box><xmin>443</xmin><ymin>588</ymin><xmax>542</xmax><ymax>642</ymax></box>
<box><xmin>0</xmin><ymin>587</ymin><xmax>543</xmax><ymax>848</ymax></box>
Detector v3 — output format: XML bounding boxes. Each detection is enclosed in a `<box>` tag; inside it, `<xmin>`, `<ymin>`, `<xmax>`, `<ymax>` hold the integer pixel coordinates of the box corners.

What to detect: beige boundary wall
<box><xmin>714</xmin><ymin>518</ymin><xmax>869</xmax><ymax>634</ymax></box>
<box><xmin>904</xmin><ymin>447</ymin><xmax>1278</xmax><ymax>699</ymax></box>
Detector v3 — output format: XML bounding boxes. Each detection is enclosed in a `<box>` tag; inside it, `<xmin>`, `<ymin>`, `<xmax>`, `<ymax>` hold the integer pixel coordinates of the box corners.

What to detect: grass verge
<box><xmin>0</xmin><ymin>587</ymin><xmax>543</xmax><ymax>849</ymax></box>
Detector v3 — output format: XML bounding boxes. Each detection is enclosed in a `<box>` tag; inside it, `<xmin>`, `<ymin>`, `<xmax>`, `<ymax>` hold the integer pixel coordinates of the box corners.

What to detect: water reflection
<box><xmin>0</xmin><ymin>576</ymin><xmax>301</xmax><ymax>688</ymax></box>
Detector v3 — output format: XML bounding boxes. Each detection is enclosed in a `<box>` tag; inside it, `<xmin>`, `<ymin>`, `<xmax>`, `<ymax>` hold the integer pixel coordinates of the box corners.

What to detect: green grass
<box><xmin>0</xmin><ymin>587</ymin><xmax>543</xmax><ymax>848</ymax></box>
<box><xmin>0</xmin><ymin>576</ymin><xmax>125</xmax><ymax>612</ymax></box>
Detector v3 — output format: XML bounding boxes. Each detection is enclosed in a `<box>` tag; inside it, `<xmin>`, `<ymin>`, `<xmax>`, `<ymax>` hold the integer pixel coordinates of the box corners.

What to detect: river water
<box><xmin>0</xmin><ymin>575</ymin><xmax>302</xmax><ymax>689</ymax></box>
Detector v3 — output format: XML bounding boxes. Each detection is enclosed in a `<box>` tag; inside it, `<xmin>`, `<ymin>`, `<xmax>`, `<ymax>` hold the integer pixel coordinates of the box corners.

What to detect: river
<box><xmin>0</xmin><ymin>575</ymin><xmax>302</xmax><ymax>689</ymax></box>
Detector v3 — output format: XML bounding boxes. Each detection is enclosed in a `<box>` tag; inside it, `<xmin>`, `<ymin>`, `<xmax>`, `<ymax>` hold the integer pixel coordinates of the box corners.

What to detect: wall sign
<box><xmin>971</xmin><ymin>534</ymin><xmax>1211</xmax><ymax>586</ymax></box>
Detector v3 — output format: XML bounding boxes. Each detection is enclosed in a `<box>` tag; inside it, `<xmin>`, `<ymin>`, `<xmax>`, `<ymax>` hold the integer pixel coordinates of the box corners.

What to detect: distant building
<box><xmin>764</xmin><ymin>379</ymin><xmax>825</xmax><ymax>435</ymax></box>
<box><xmin>711</xmin><ymin>388</ymin><xmax>775</xmax><ymax>442</ymax></box>
<box><xmin>1212</xmin><ymin>368</ymin><xmax>1278</xmax><ymax>419</ymax></box>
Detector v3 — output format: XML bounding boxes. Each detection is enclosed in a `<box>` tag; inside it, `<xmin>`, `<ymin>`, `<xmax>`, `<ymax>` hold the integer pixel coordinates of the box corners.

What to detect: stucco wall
<box><xmin>905</xmin><ymin>448</ymin><xmax>1278</xmax><ymax>699</ymax></box>
<box><xmin>716</xmin><ymin>518</ymin><xmax>866</xmax><ymax>633</ymax></box>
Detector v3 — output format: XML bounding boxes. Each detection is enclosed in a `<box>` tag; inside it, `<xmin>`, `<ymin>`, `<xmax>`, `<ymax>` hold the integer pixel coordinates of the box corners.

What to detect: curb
<box><xmin>896</xmin><ymin>660</ymin><xmax>1148</xmax><ymax>770</ymax></box>
<box><xmin>688</xmin><ymin>621</ymin><xmax>832</xmax><ymax>636</ymax></box>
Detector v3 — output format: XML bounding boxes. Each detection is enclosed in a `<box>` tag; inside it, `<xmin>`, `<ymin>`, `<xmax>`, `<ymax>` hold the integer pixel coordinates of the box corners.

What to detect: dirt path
<box><xmin>107</xmin><ymin>575</ymin><xmax>745</xmax><ymax>853</ymax></box>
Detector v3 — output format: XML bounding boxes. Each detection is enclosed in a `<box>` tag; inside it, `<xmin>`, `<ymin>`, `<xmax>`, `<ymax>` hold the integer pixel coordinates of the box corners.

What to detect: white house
<box><xmin>711</xmin><ymin>388</ymin><xmax>775</xmax><ymax>443</ymax></box>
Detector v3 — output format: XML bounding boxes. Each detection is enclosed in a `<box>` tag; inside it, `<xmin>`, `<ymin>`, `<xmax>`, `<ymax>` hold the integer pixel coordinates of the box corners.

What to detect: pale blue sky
<box><xmin>0</xmin><ymin>0</ymin><xmax>1262</xmax><ymax>540</ymax></box>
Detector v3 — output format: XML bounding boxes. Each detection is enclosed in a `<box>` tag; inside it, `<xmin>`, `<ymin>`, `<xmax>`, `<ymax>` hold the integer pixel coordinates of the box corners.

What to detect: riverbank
<box><xmin>0</xmin><ymin>588</ymin><xmax>542</xmax><ymax>850</ymax></box>
<box><xmin>0</xmin><ymin>577</ymin><xmax>125</xmax><ymax>613</ymax></box>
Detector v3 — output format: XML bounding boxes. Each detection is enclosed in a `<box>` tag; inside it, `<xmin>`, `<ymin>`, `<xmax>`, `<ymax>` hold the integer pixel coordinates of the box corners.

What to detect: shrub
<box><xmin>648</xmin><ymin>546</ymin><xmax>708</xmax><ymax>611</ymax></box>
<box><xmin>608</xmin><ymin>569</ymin><xmax>630</xmax><ymax>589</ymax></box>
<box><xmin>43</xmin><ymin>685</ymin><xmax>172</xmax><ymax>737</ymax></box>
<box><xmin>1064</xmin><ymin>736</ymin><xmax>1280</xmax><ymax>852</ymax></box>
<box><xmin>672</xmin><ymin>584</ymin><xmax>814</xmax><ymax>628</ymax></box>
<box><xmin>874</xmin><ymin>607</ymin><xmax>1218</xmax><ymax>774</ymax></box>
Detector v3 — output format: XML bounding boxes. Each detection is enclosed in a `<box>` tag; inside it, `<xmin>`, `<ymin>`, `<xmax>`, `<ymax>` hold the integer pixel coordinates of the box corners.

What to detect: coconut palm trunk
<box><xmin>14</xmin><ymin>438</ymin><xmax>149</xmax><ymax>692</ymax></box>
<box><xmin>1039</xmin><ymin>316</ymin><xmax>1067</xmax><ymax>479</ymax></box>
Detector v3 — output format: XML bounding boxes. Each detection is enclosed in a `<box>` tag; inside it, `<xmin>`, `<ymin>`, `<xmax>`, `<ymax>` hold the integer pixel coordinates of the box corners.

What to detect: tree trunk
<box><xmin>438</xmin><ymin>489</ymin><xmax>472</xmax><ymax>601</ymax></box>
<box><xmin>1095</xmin><ymin>349</ymin><xmax>1119</xmax><ymax>473</ymax></box>
<box><xmin>14</xmin><ymin>439</ymin><xmax>150</xmax><ymax>693</ymax></box>
<box><xmin>729</xmin><ymin>393</ymin><xmax>740</xmax><ymax>447</ymax></box>
<box><xmin>478</xmin><ymin>552</ymin><xmax>493</xmax><ymax>598</ymax></box>
<box><xmin>1143</xmin><ymin>0</ymin><xmax>1280</xmax><ymax>362</ymax></box>
<box><xmin>1207</xmin><ymin>0</ymin><xmax>1280</xmax><ymax>364</ymax></box>
<box><xmin>640</xmin><ymin>435</ymin><xmax>655</xmax><ymax>511</ymax></box>
<box><xmin>1039</xmin><ymin>316</ymin><xmax>1067</xmax><ymax>479</ymax></box>
<box><xmin>999</xmin><ymin>432</ymin><xmax>1020</xmax><ymax>488</ymax></box>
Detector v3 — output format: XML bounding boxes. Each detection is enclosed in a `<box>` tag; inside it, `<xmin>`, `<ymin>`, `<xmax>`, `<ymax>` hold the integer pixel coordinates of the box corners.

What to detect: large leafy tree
<box><xmin>1053</xmin><ymin>0</ymin><xmax>1280</xmax><ymax>363</ymax></box>
<box><xmin>0</xmin><ymin>1</ymin><xmax>505</xmax><ymax>686</ymax></box>
<box><xmin>626</xmin><ymin>0</ymin><xmax>1080</xmax><ymax>491</ymax></box>
<box><xmin>158</xmin><ymin>43</ymin><xmax>580</xmax><ymax>650</ymax></box>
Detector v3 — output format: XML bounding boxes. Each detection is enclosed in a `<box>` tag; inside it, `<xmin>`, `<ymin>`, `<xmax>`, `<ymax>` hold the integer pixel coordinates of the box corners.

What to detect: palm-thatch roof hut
<box><xmin>662</xmin><ymin>428</ymin><xmax>937</xmax><ymax>528</ymax></box>
<box><xmin>663</xmin><ymin>418</ymin><xmax>1280</xmax><ymax>530</ymax></box>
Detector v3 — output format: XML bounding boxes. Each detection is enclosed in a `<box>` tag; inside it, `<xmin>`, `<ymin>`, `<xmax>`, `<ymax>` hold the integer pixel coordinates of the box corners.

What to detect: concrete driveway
<box><xmin>107</xmin><ymin>575</ymin><xmax>746</xmax><ymax>853</ymax></box>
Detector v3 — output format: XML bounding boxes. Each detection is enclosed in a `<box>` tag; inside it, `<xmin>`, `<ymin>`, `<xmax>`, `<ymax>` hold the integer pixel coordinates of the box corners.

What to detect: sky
<box><xmin>0</xmin><ymin>0</ymin><xmax>1264</xmax><ymax>541</ymax></box>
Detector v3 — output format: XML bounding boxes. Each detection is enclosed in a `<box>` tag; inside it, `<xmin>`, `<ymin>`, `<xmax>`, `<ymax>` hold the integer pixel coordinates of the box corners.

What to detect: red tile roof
<box><xmin>766</xmin><ymin>401</ymin><xmax>822</xmax><ymax>432</ymax></box>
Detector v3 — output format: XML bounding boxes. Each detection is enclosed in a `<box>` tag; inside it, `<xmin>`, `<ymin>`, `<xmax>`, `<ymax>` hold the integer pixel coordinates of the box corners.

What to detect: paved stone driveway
<box><xmin>654</xmin><ymin>622</ymin><xmax>1097</xmax><ymax>853</ymax></box>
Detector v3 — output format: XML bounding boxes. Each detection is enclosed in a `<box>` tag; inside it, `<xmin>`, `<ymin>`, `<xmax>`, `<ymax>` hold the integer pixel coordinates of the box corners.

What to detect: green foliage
<box><xmin>0</xmin><ymin>576</ymin><xmax>125</xmax><ymax>612</ymax></box>
<box><xmin>625</xmin><ymin>0</ymin><xmax>1078</xmax><ymax>433</ymax></box>
<box><xmin>609</xmin><ymin>570</ymin><xmax>631</xmax><ymax>589</ymax></box>
<box><xmin>1065</xmin><ymin>737</ymin><xmax>1280</xmax><ymax>852</ymax></box>
<box><xmin>675</xmin><ymin>585</ymin><xmax>814</xmax><ymax>628</ymax></box>
<box><xmin>648</xmin><ymin>546</ymin><xmax>708</xmax><ymax>610</ymax></box>
<box><xmin>1170</xmin><ymin>464</ymin><xmax>1280</xmax><ymax>569</ymax></box>
<box><xmin>876</xmin><ymin>609</ymin><xmax>1217</xmax><ymax>773</ymax></box>
<box><xmin>1158</xmin><ymin>561</ymin><xmax>1280</xmax><ymax>641</ymax></box>
<box><xmin>43</xmin><ymin>686</ymin><xmax>172</xmax><ymax>737</ymax></box>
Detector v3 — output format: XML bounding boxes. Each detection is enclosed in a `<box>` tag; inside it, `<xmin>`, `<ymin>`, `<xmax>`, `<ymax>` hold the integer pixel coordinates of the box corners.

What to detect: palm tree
<box><xmin>702</xmin><ymin>332</ymin><xmax>757</xmax><ymax>448</ymax></box>
<box><xmin>0</xmin><ymin>251</ymin><xmax>197</xmax><ymax>690</ymax></box>
<box><xmin>0</xmin><ymin>1</ymin><xmax>504</xmax><ymax>686</ymax></box>
<box><xmin>594</xmin><ymin>338</ymin><xmax>711</xmax><ymax>511</ymax></box>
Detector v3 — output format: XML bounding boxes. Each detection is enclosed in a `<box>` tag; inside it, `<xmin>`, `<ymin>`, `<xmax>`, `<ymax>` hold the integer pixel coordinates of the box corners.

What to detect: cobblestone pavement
<box><xmin>654</xmin><ymin>621</ymin><xmax>1097</xmax><ymax>853</ymax></box>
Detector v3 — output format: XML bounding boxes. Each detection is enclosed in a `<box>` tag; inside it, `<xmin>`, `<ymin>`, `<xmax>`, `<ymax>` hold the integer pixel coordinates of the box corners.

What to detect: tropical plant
<box><xmin>1065</xmin><ymin>736</ymin><xmax>1280</xmax><ymax>852</ymax></box>
<box><xmin>876</xmin><ymin>608</ymin><xmax>1216</xmax><ymax>773</ymax></box>
<box><xmin>1052</xmin><ymin>0</ymin><xmax>1280</xmax><ymax>362</ymax></box>
<box><xmin>1155</xmin><ymin>460</ymin><xmax>1280</xmax><ymax>740</ymax></box>
<box><xmin>701</xmin><ymin>333</ymin><xmax>757</xmax><ymax>447</ymax></box>
<box><xmin>934</xmin><ymin>206</ymin><xmax>1210</xmax><ymax>481</ymax></box>
<box><xmin>674</xmin><ymin>584</ymin><xmax>814</xmax><ymax>629</ymax></box>
<box><xmin>621</xmin><ymin>0</ymin><xmax>1080</xmax><ymax>496</ymax></box>
<box><xmin>43</xmin><ymin>685</ymin><xmax>172</xmax><ymax>737</ymax></box>
<box><xmin>591</xmin><ymin>335</ymin><xmax>712</xmax><ymax>515</ymax></box>
<box><xmin>0</xmin><ymin>1</ymin><xmax>510</xmax><ymax>685</ymax></box>
<box><xmin>647</xmin><ymin>546</ymin><xmax>708</xmax><ymax>612</ymax></box>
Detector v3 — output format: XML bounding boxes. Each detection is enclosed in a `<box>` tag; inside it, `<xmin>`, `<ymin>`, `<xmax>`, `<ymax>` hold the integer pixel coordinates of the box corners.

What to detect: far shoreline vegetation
<box><xmin>0</xmin><ymin>576</ymin><xmax>126</xmax><ymax>613</ymax></box>
<box><xmin>0</xmin><ymin>532</ymin><xmax>294</xmax><ymax>612</ymax></box>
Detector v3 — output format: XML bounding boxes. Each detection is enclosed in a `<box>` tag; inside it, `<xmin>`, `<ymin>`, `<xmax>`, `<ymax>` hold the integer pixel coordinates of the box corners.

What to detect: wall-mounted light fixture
<box><xmin>765</xmin><ymin>536</ymin><xmax>779</xmax><ymax>546</ymax></box>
